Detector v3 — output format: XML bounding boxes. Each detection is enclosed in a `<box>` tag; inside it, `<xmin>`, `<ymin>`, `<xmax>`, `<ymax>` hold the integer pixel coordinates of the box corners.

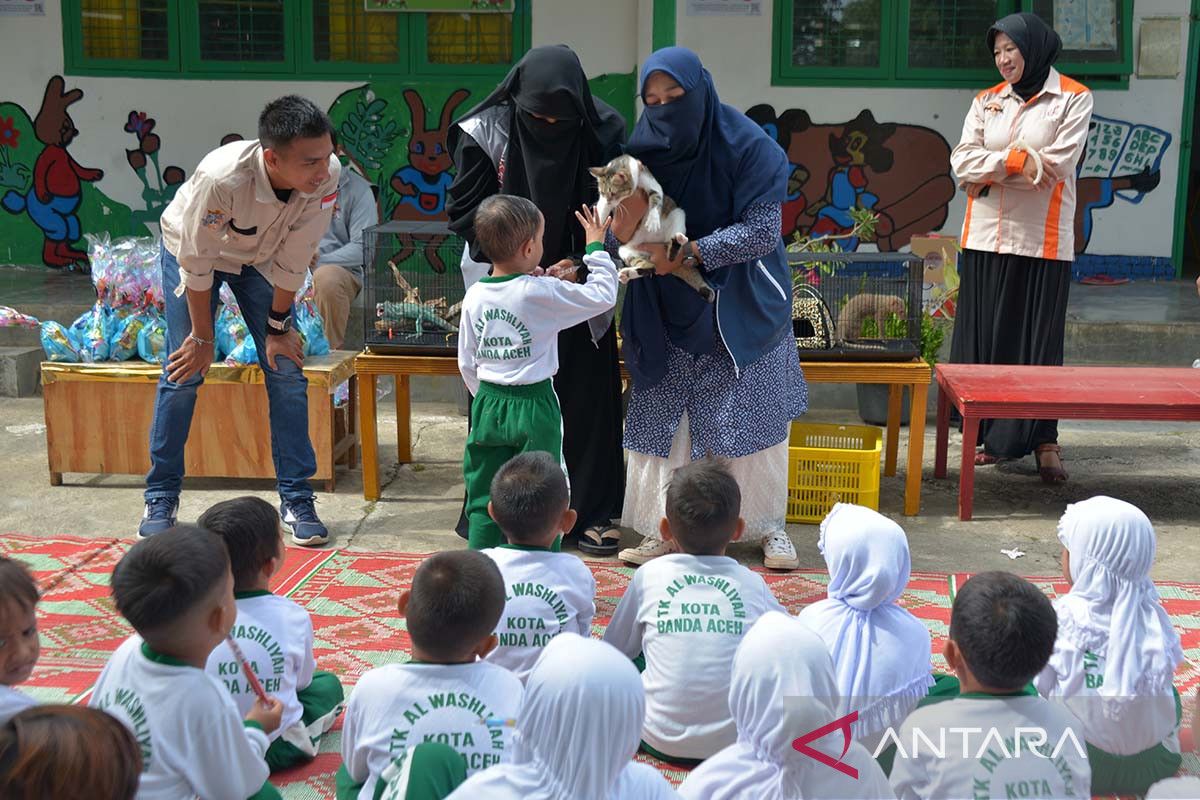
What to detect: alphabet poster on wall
<box><xmin>1079</xmin><ymin>115</ymin><xmax>1172</xmax><ymax>202</ymax></box>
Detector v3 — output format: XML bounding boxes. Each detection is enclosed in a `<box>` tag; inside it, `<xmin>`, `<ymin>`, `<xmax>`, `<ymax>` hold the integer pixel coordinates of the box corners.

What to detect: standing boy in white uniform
<box><xmin>201</xmin><ymin>496</ymin><xmax>345</xmax><ymax>772</ymax></box>
<box><xmin>339</xmin><ymin>550</ymin><xmax>523</xmax><ymax>799</ymax></box>
<box><xmin>602</xmin><ymin>459</ymin><xmax>786</xmax><ymax>762</ymax></box>
<box><xmin>89</xmin><ymin>528</ymin><xmax>285</xmax><ymax>800</ymax></box>
<box><xmin>457</xmin><ymin>195</ymin><xmax>617</xmax><ymax>550</ymax></box>
<box><xmin>890</xmin><ymin>571</ymin><xmax>1091</xmax><ymax>800</ymax></box>
<box><xmin>483</xmin><ymin>451</ymin><xmax>596</xmax><ymax>683</ymax></box>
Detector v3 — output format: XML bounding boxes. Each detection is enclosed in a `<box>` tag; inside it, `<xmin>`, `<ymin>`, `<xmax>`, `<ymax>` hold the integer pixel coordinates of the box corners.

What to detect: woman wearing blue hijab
<box><xmin>612</xmin><ymin>47</ymin><xmax>808</xmax><ymax>570</ymax></box>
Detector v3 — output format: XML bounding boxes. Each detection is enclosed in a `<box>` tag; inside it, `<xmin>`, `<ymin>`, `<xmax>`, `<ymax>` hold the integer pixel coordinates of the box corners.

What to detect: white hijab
<box><xmin>678</xmin><ymin>612</ymin><xmax>894</xmax><ymax>800</ymax></box>
<box><xmin>796</xmin><ymin>503</ymin><xmax>933</xmax><ymax>739</ymax></box>
<box><xmin>447</xmin><ymin>634</ymin><xmax>678</xmax><ymax>800</ymax></box>
<box><xmin>1053</xmin><ymin>497</ymin><xmax>1183</xmax><ymax>712</ymax></box>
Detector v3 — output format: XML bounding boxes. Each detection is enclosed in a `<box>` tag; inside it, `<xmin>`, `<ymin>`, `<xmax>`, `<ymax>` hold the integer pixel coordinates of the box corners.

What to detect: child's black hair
<box><xmin>405</xmin><ymin>551</ymin><xmax>504</xmax><ymax>662</ymax></box>
<box><xmin>0</xmin><ymin>558</ymin><xmax>38</xmax><ymax>622</ymax></box>
<box><xmin>665</xmin><ymin>459</ymin><xmax>741</xmax><ymax>555</ymax></box>
<box><xmin>258</xmin><ymin>95</ymin><xmax>334</xmax><ymax>151</ymax></box>
<box><xmin>489</xmin><ymin>452</ymin><xmax>569</xmax><ymax>544</ymax></box>
<box><xmin>949</xmin><ymin>571</ymin><xmax>1058</xmax><ymax>690</ymax></box>
<box><xmin>111</xmin><ymin>527</ymin><xmax>230</xmax><ymax>638</ymax></box>
<box><xmin>473</xmin><ymin>194</ymin><xmax>542</xmax><ymax>263</ymax></box>
<box><xmin>197</xmin><ymin>497</ymin><xmax>282</xmax><ymax>593</ymax></box>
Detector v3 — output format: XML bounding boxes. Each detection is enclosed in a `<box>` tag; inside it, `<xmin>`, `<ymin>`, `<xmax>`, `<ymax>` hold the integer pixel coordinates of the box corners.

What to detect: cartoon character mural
<box><xmin>748</xmin><ymin>106</ymin><xmax>957</xmax><ymax>252</ymax></box>
<box><xmin>2</xmin><ymin>76</ymin><xmax>105</xmax><ymax>268</ymax></box>
<box><xmin>388</xmin><ymin>88</ymin><xmax>470</xmax><ymax>273</ymax></box>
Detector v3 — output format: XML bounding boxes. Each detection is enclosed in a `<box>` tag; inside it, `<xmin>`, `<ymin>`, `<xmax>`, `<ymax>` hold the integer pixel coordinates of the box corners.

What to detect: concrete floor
<box><xmin>3</xmin><ymin>392</ymin><xmax>1198</xmax><ymax>581</ymax></box>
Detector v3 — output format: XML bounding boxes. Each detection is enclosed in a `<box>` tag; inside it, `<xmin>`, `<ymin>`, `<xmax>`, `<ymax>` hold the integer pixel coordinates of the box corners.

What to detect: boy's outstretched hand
<box><xmin>246</xmin><ymin>696</ymin><xmax>284</xmax><ymax>734</ymax></box>
<box><xmin>575</xmin><ymin>204</ymin><xmax>611</xmax><ymax>245</ymax></box>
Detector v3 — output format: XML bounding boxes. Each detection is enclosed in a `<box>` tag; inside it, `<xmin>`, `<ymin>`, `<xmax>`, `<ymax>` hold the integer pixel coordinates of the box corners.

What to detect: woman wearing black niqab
<box><xmin>447</xmin><ymin>45</ymin><xmax>627</xmax><ymax>551</ymax></box>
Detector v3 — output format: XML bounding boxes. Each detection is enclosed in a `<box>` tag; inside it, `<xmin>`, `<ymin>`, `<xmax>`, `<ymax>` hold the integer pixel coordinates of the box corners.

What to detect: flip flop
<box><xmin>577</xmin><ymin>523</ymin><xmax>622</xmax><ymax>555</ymax></box>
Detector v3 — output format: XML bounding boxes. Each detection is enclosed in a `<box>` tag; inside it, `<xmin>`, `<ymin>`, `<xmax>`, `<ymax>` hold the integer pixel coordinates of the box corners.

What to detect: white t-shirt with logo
<box><xmin>601</xmin><ymin>553</ymin><xmax>787</xmax><ymax>760</ymax></box>
<box><xmin>205</xmin><ymin>591</ymin><xmax>320</xmax><ymax>742</ymax></box>
<box><xmin>889</xmin><ymin>691</ymin><xmax>1092</xmax><ymax>800</ymax></box>
<box><xmin>89</xmin><ymin>635</ymin><xmax>270</xmax><ymax>800</ymax></box>
<box><xmin>0</xmin><ymin>685</ymin><xmax>36</xmax><ymax>724</ymax></box>
<box><xmin>483</xmin><ymin>545</ymin><xmax>596</xmax><ymax>684</ymax></box>
<box><xmin>341</xmin><ymin>660</ymin><xmax>524</xmax><ymax>800</ymax></box>
<box><xmin>1036</xmin><ymin>645</ymin><xmax>1180</xmax><ymax>756</ymax></box>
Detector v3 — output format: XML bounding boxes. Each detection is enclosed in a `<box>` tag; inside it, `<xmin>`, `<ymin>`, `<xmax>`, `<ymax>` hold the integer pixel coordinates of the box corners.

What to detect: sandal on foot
<box><xmin>578</xmin><ymin>523</ymin><xmax>622</xmax><ymax>555</ymax></box>
<box><xmin>975</xmin><ymin>450</ymin><xmax>1001</xmax><ymax>466</ymax></box>
<box><xmin>1034</xmin><ymin>443</ymin><xmax>1069</xmax><ymax>484</ymax></box>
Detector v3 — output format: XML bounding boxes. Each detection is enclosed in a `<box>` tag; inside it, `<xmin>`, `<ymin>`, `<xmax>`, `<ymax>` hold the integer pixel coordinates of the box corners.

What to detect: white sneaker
<box><xmin>618</xmin><ymin>537</ymin><xmax>678</xmax><ymax>566</ymax></box>
<box><xmin>761</xmin><ymin>531</ymin><xmax>800</xmax><ymax>570</ymax></box>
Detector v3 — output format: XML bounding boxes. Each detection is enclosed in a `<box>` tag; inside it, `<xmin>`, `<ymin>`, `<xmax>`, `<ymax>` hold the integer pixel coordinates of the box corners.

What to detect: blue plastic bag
<box><xmin>69</xmin><ymin>304</ymin><xmax>112</xmax><ymax>362</ymax></box>
<box><xmin>40</xmin><ymin>321</ymin><xmax>81</xmax><ymax>362</ymax></box>
<box><xmin>109</xmin><ymin>310</ymin><xmax>149</xmax><ymax>361</ymax></box>
<box><xmin>295</xmin><ymin>301</ymin><xmax>329</xmax><ymax>356</ymax></box>
<box><xmin>137</xmin><ymin>313</ymin><xmax>167</xmax><ymax>364</ymax></box>
<box><xmin>216</xmin><ymin>303</ymin><xmax>250</xmax><ymax>362</ymax></box>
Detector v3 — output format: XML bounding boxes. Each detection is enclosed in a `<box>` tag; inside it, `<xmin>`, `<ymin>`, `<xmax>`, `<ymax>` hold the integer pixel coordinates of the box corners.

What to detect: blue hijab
<box><xmin>622</xmin><ymin>47</ymin><xmax>790</xmax><ymax>388</ymax></box>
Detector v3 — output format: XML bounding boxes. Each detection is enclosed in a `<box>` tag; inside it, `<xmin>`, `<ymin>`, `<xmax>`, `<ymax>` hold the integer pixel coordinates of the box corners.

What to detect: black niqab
<box><xmin>988</xmin><ymin>12</ymin><xmax>1062</xmax><ymax>102</ymax></box>
<box><xmin>450</xmin><ymin>44</ymin><xmax>626</xmax><ymax>265</ymax></box>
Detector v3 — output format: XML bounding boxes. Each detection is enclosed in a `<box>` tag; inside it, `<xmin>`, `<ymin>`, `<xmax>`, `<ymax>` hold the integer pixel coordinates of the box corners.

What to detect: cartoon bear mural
<box><xmin>747</xmin><ymin>106</ymin><xmax>957</xmax><ymax>252</ymax></box>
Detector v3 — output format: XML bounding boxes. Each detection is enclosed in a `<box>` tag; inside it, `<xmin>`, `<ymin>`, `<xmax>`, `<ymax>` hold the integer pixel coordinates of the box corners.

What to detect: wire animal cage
<box><xmin>786</xmin><ymin>251</ymin><xmax>923</xmax><ymax>362</ymax></box>
<box><xmin>363</xmin><ymin>220</ymin><xmax>466</xmax><ymax>356</ymax></box>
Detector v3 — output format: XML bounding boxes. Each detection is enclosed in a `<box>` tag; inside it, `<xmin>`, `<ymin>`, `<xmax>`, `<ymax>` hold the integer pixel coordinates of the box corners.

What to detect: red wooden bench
<box><xmin>935</xmin><ymin>364</ymin><xmax>1200</xmax><ymax>520</ymax></box>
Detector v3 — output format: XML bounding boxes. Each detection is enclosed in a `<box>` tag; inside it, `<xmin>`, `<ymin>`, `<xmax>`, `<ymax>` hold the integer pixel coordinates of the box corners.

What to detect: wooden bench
<box><xmin>41</xmin><ymin>353</ymin><xmax>359</xmax><ymax>491</ymax></box>
<box><xmin>935</xmin><ymin>364</ymin><xmax>1200</xmax><ymax>520</ymax></box>
<box><xmin>355</xmin><ymin>353</ymin><xmax>931</xmax><ymax>516</ymax></box>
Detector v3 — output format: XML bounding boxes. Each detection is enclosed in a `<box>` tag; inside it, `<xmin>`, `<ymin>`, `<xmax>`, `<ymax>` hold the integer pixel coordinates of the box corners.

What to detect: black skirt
<box><xmin>949</xmin><ymin>248</ymin><xmax>1071</xmax><ymax>459</ymax></box>
<box><xmin>455</xmin><ymin>319</ymin><xmax>626</xmax><ymax>538</ymax></box>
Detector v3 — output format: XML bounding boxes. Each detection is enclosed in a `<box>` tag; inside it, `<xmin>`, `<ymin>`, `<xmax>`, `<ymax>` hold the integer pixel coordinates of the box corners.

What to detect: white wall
<box><xmin>675</xmin><ymin>0</ymin><xmax>1193</xmax><ymax>258</ymax></box>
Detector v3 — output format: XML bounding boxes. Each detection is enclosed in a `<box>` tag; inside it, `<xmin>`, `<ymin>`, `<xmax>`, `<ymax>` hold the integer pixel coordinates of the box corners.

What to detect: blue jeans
<box><xmin>145</xmin><ymin>248</ymin><xmax>316</xmax><ymax>503</ymax></box>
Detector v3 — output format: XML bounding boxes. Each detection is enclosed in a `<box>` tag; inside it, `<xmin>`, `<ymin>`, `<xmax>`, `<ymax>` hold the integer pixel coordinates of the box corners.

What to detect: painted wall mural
<box><xmin>124</xmin><ymin>111</ymin><xmax>186</xmax><ymax>233</ymax></box>
<box><xmin>1074</xmin><ymin>115</ymin><xmax>1169</xmax><ymax>254</ymax></box>
<box><xmin>1</xmin><ymin>76</ymin><xmax>130</xmax><ymax>268</ymax></box>
<box><xmin>747</xmin><ymin>105</ymin><xmax>958</xmax><ymax>252</ymax></box>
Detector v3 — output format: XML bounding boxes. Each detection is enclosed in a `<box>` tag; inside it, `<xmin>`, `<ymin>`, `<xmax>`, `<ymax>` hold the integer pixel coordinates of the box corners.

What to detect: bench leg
<box><xmin>904</xmin><ymin>380</ymin><xmax>927</xmax><ymax>516</ymax></box>
<box><xmin>959</xmin><ymin>416</ymin><xmax>978</xmax><ymax>521</ymax></box>
<box><xmin>935</xmin><ymin>385</ymin><xmax>950</xmax><ymax>479</ymax></box>
<box><xmin>884</xmin><ymin>384</ymin><xmax>901</xmax><ymax>477</ymax></box>
<box><xmin>360</xmin><ymin>373</ymin><xmax>380</xmax><ymax>502</ymax></box>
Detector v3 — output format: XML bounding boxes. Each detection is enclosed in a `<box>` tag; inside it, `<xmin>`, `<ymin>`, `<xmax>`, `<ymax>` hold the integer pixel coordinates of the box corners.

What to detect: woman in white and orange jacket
<box><xmin>950</xmin><ymin>11</ymin><xmax>1093</xmax><ymax>483</ymax></box>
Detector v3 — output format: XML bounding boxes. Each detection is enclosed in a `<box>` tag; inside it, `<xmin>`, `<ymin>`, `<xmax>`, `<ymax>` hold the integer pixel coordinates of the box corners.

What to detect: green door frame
<box><xmin>653</xmin><ymin>0</ymin><xmax>676</xmax><ymax>52</ymax></box>
<box><xmin>1171</xmin><ymin>1</ymin><xmax>1200</xmax><ymax>276</ymax></box>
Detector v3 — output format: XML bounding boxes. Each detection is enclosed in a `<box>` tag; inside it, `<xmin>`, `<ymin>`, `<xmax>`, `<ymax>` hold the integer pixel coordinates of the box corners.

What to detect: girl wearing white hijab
<box><xmin>796</xmin><ymin>504</ymin><xmax>934</xmax><ymax>754</ymax></box>
<box><xmin>679</xmin><ymin>612</ymin><xmax>894</xmax><ymax>800</ymax></box>
<box><xmin>1036</xmin><ymin>496</ymin><xmax>1185</xmax><ymax>796</ymax></box>
<box><xmin>446</xmin><ymin>634</ymin><xmax>679</xmax><ymax>800</ymax></box>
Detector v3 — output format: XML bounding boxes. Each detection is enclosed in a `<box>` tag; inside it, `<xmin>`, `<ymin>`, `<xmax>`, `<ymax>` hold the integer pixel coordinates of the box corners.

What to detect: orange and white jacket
<box><xmin>952</xmin><ymin>68</ymin><xmax>1093</xmax><ymax>262</ymax></box>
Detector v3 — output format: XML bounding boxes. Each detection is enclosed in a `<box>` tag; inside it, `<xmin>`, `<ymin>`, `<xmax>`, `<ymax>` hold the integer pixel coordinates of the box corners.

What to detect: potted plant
<box><xmin>855</xmin><ymin>311</ymin><xmax>946</xmax><ymax>425</ymax></box>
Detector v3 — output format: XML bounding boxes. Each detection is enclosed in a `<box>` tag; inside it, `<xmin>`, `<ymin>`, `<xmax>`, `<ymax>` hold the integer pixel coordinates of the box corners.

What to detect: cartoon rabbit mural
<box><xmin>388</xmin><ymin>87</ymin><xmax>470</xmax><ymax>274</ymax></box>
<box><xmin>2</xmin><ymin>76</ymin><xmax>104</xmax><ymax>269</ymax></box>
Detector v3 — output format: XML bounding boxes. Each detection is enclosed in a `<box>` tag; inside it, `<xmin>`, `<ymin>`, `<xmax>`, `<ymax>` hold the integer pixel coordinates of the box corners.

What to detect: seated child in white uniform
<box><xmin>483</xmin><ymin>451</ymin><xmax>596</xmax><ymax>684</ymax></box>
<box><xmin>447</xmin><ymin>634</ymin><xmax>680</xmax><ymax>800</ymax></box>
<box><xmin>201</xmin><ymin>497</ymin><xmax>346</xmax><ymax>772</ymax></box>
<box><xmin>679</xmin><ymin>612</ymin><xmax>895</xmax><ymax>800</ymax></box>
<box><xmin>890</xmin><ymin>572</ymin><xmax>1091</xmax><ymax>800</ymax></box>
<box><xmin>796</xmin><ymin>504</ymin><xmax>934</xmax><ymax>757</ymax></box>
<box><xmin>602</xmin><ymin>459</ymin><xmax>786</xmax><ymax>762</ymax></box>
<box><xmin>0</xmin><ymin>705</ymin><xmax>143</xmax><ymax>799</ymax></box>
<box><xmin>89</xmin><ymin>527</ymin><xmax>285</xmax><ymax>800</ymax></box>
<box><xmin>1036</xmin><ymin>496</ymin><xmax>1185</xmax><ymax>796</ymax></box>
<box><xmin>0</xmin><ymin>557</ymin><xmax>40</xmax><ymax>724</ymax></box>
<box><xmin>339</xmin><ymin>550</ymin><xmax>524</xmax><ymax>800</ymax></box>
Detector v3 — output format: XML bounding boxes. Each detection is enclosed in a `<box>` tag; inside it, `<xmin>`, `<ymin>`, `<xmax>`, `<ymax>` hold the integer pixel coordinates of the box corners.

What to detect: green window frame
<box><xmin>772</xmin><ymin>0</ymin><xmax>1131</xmax><ymax>88</ymax></box>
<box><xmin>64</xmin><ymin>0</ymin><xmax>530</xmax><ymax>79</ymax></box>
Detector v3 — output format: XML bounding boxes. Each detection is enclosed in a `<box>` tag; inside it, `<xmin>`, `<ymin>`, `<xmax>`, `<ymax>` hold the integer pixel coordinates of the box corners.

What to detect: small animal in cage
<box><xmin>836</xmin><ymin>293</ymin><xmax>906</xmax><ymax>341</ymax></box>
<box><xmin>374</xmin><ymin>260</ymin><xmax>461</xmax><ymax>339</ymax></box>
<box><xmin>591</xmin><ymin>155</ymin><xmax>714</xmax><ymax>303</ymax></box>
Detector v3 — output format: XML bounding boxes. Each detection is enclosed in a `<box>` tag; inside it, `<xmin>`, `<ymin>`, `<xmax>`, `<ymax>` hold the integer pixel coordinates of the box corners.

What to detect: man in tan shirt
<box><xmin>140</xmin><ymin>95</ymin><xmax>341</xmax><ymax>545</ymax></box>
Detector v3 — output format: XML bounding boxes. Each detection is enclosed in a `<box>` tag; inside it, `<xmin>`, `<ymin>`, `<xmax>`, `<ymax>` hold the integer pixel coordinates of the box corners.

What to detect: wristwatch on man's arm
<box><xmin>267</xmin><ymin>308</ymin><xmax>292</xmax><ymax>336</ymax></box>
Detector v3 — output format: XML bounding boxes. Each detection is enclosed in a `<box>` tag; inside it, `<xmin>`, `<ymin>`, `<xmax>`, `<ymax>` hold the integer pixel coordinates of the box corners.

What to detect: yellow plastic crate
<box><xmin>786</xmin><ymin>422</ymin><xmax>883</xmax><ymax>524</ymax></box>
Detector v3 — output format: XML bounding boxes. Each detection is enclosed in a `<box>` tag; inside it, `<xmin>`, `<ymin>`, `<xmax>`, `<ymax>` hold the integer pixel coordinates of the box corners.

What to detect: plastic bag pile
<box><xmin>1</xmin><ymin>235</ymin><xmax>330</xmax><ymax>366</ymax></box>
